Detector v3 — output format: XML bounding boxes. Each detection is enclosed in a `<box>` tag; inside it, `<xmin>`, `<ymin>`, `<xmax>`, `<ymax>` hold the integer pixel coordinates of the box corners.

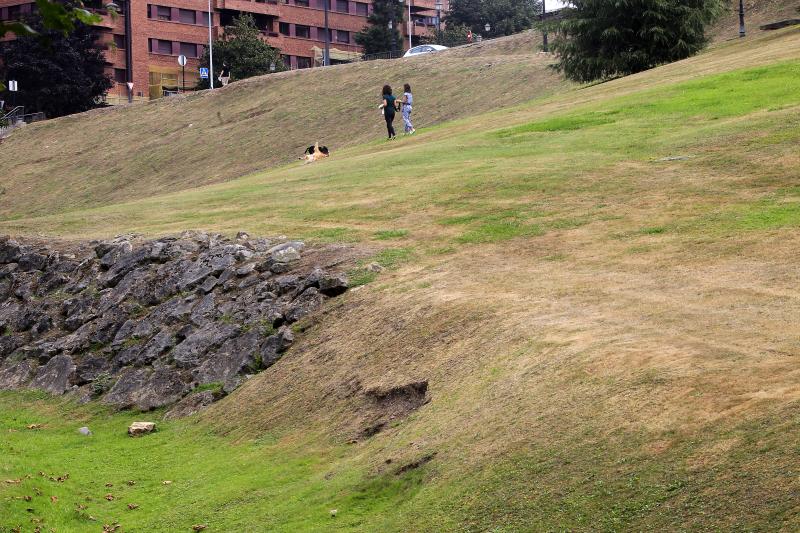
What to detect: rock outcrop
<box><xmin>0</xmin><ymin>232</ymin><xmax>350</xmax><ymax>414</ymax></box>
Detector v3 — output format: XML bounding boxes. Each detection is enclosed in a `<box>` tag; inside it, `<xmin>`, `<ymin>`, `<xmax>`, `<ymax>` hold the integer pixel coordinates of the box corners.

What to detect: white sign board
<box><xmin>178</xmin><ymin>54</ymin><xmax>187</xmax><ymax>67</ymax></box>
<box><xmin>126</xmin><ymin>82</ymin><xmax>134</xmax><ymax>91</ymax></box>
<box><xmin>8</xmin><ymin>80</ymin><xmax>18</xmax><ymax>92</ymax></box>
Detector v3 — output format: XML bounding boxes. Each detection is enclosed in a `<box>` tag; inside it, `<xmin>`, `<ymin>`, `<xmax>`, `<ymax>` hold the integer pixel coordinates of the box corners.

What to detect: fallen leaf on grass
<box><xmin>22</xmin><ymin>495</ymin><xmax>32</xmax><ymax>502</ymax></box>
<box><xmin>50</xmin><ymin>496</ymin><xmax>58</xmax><ymax>503</ymax></box>
<box><xmin>26</xmin><ymin>424</ymin><xmax>43</xmax><ymax>430</ymax></box>
<box><xmin>192</xmin><ymin>525</ymin><xmax>207</xmax><ymax>531</ymax></box>
<box><xmin>75</xmin><ymin>504</ymin><xmax>87</xmax><ymax>510</ymax></box>
<box><xmin>127</xmin><ymin>503</ymin><xmax>139</xmax><ymax>510</ymax></box>
<box><xmin>4</xmin><ymin>479</ymin><xmax>21</xmax><ymax>484</ymax></box>
<box><xmin>162</xmin><ymin>480</ymin><xmax>172</xmax><ymax>485</ymax></box>
<box><xmin>126</xmin><ymin>480</ymin><xmax>136</xmax><ymax>486</ymax></box>
<box><xmin>33</xmin><ymin>488</ymin><xmax>42</xmax><ymax>496</ymax></box>
<box><xmin>104</xmin><ymin>494</ymin><xmax>114</xmax><ymax>501</ymax></box>
<box><xmin>102</xmin><ymin>523</ymin><xmax>120</xmax><ymax>532</ymax></box>
<box><xmin>105</xmin><ymin>483</ymin><xmax>113</xmax><ymax>487</ymax></box>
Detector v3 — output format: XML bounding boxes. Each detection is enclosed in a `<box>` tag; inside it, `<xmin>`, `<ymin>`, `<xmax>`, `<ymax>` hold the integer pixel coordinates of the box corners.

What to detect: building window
<box><xmin>295</xmin><ymin>25</ymin><xmax>310</xmax><ymax>38</ymax></box>
<box><xmin>156</xmin><ymin>5</ymin><xmax>171</xmax><ymax>21</ymax></box>
<box><xmin>279</xmin><ymin>22</ymin><xmax>290</xmax><ymax>35</ymax></box>
<box><xmin>336</xmin><ymin>0</ymin><xmax>348</xmax><ymax>12</ymax></box>
<box><xmin>296</xmin><ymin>56</ymin><xmax>311</xmax><ymax>69</ymax></box>
<box><xmin>114</xmin><ymin>68</ymin><xmax>127</xmax><ymax>83</ymax></box>
<box><xmin>282</xmin><ymin>55</ymin><xmax>292</xmax><ymax>68</ymax></box>
<box><xmin>318</xmin><ymin>27</ymin><xmax>329</xmax><ymax>41</ymax></box>
<box><xmin>113</xmin><ymin>33</ymin><xmax>125</xmax><ymax>49</ymax></box>
<box><xmin>178</xmin><ymin>8</ymin><xmax>196</xmax><ymax>24</ymax></box>
<box><xmin>7</xmin><ymin>5</ymin><xmax>21</xmax><ymax>20</ymax></box>
<box><xmin>151</xmin><ymin>38</ymin><xmax>172</xmax><ymax>54</ymax></box>
<box><xmin>336</xmin><ymin>30</ymin><xmax>349</xmax><ymax>43</ymax></box>
<box><xmin>179</xmin><ymin>42</ymin><xmax>198</xmax><ymax>58</ymax></box>
<box><xmin>200</xmin><ymin>11</ymin><xmax>210</xmax><ymax>25</ymax></box>
<box><xmin>295</xmin><ymin>0</ymin><xmax>309</xmax><ymax>6</ymax></box>
<box><xmin>355</xmin><ymin>2</ymin><xmax>367</xmax><ymax>16</ymax></box>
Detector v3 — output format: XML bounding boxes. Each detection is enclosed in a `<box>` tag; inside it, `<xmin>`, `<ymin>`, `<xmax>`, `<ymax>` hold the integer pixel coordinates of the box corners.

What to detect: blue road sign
<box><xmin>199</xmin><ymin>67</ymin><xmax>209</xmax><ymax>79</ymax></box>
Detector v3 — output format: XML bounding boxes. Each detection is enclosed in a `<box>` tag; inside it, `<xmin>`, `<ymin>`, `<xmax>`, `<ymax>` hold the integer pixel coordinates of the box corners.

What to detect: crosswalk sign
<box><xmin>199</xmin><ymin>67</ymin><xmax>209</xmax><ymax>79</ymax></box>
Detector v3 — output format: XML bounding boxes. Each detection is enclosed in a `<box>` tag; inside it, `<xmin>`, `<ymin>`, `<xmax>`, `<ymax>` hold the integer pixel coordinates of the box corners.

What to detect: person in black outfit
<box><xmin>219</xmin><ymin>63</ymin><xmax>231</xmax><ymax>86</ymax></box>
<box><xmin>380</xmin><ymin>85</ymin><xmax>398</xmax><ymax>140</ymax></box>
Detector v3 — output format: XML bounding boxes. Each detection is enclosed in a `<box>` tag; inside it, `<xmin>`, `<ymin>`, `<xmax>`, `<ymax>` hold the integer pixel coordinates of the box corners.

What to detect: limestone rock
<box><xmin>128</xmin><ymin>421</ymin><xmax>156</xmax><ymax>437</ymax></box>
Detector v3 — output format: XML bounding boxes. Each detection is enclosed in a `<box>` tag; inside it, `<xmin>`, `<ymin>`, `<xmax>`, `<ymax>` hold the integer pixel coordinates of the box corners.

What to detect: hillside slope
<box><xmin>0</xmin><ymin>32</ymin><xmax>567</xmax><ymax>220</ymax></box>
<box><xmin>2</xmin><ymin>26</ymin><xmax>800</xmax><ymax>532</ymax></box>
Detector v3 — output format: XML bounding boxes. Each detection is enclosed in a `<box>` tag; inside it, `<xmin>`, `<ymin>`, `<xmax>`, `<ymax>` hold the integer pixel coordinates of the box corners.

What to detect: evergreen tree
<box><xmin>355</xmin><ymin>0</ymin><xmax>404</xmax><ymax>55</ymax></box>
<box><xmin>197</xmin><ymin>14</ymin><xmax>284</xmax><ymax>88</ymax></box>
<box><xmin>553</xmin><ymin>0</ymin><xmax>723</xmax><ymax>82</ymax></box>
<box><xmin>0</xmin><ymin>15</ymin><xmax>112</xmax><ymax>118</ymax></box>
<box><xmin>422</xmin><ymin>23</ymin><xmax>472</xmax><ymax>47</ymax></box>
<box><xmin>447</xmin><ymin>0</ymin><xmax>539</xmax><ymax>38</ymax></box>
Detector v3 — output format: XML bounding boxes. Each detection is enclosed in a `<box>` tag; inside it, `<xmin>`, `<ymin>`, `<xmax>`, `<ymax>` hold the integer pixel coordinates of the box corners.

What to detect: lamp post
<box><xmin>541</xmin><ymin>0</ymin><xmax>548</xmax><ymax>52</ymax></box>
<box><xmin>208</xmin><ymin>0</ymin><xmax>214</xmax><ymax>88</ymax></box>
<box><xmin>435</xmin><ymin>0</ymin><xmax>442</xmax><ymax>33</ymax></box>
<box><xmin>738</xmin><ymin>0</ymin><xmax>745</xmax><ymax>37</ymax></box>
<box><xmin>406</xmin><ymin>0</ymin><xmax>412</xmax><ymax>49</ymax></box>
<box><xmin>389</xmin><ymin>18</ymin><xmax>395</xmax><ymax>57</ymax></box>
<box><xmin>105</xmin><ymin>1</ymin><xmax>133</xmax><ymax>102</ymax></box>
<box><xmin>323</xmin><ymin>0</ymin><xmax>331</xmax><ymax>66</ymax></box>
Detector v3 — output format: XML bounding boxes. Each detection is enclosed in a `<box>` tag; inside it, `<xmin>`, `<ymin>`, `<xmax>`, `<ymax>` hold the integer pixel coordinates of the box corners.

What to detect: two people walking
<box><xmin>380</xmin><ymin>84</ymin><xmax>415</xmax><ymax>140</ymax></box>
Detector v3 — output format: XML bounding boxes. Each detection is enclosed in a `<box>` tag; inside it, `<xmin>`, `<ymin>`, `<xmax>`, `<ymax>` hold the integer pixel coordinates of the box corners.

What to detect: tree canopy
<box><xmin>355</xmin><ymin>0</ymin><xmax>404</xmax><ymax>55</ymax></box>
<box><xmin>0</xmin><ymin>15</ymin><xmax>112</xmax><ymax>117</ymax></box>
<box><xmin>0</xmin><ymin>0</ymin><xmax>102</xmax><ymax>92</ymax></box>
<box><xmin>552</xmin><ymin>0</ymin><xmax>723</xmax><ymax>82</ymax></box>
<box><xmin>447</xmin><ymin>0</ymin><xmax>540</xmax><ymax>38</ymax></box>
<box><xmin>197</xmin><ymin>14</ymin><xmax>285</xmax><ymax>88</ymax></box>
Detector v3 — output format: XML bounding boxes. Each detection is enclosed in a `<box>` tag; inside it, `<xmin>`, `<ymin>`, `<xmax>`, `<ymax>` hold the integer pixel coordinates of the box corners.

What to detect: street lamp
<box><xmin>541</xmin><ymin>0</ymin><xmax>548</xmax><ymax>53</ymax></box>
<box><xmin>323</xmin><ymin>0</ymin><xmax>331</xmax><ymax>66</ymax></box>
<box><xmin>105</xmin><ymin>1</ymin><xmax>133</xmax><ymax>102</ymax></box>
<box><xmin>738</xmin><ymin>0</ymin><xmax>745</xmax><ymax>37</ymax></box>
<box><xmin>389</xmin><ymin>18</ymin><xmax>396</xmax><ymax>57</ymax></box>
<box><xmin>405</xmin><ymin>0</ymin><xmax>412</xmax><ymax>50</ymax></box>
<box><xmin>435</xmin><ymin>0</ymin><xmax>442</xmax><ymax>33</ymax></box>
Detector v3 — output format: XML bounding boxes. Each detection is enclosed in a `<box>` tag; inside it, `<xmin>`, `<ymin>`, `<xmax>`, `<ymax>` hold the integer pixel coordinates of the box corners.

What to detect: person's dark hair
<box><xmin>382</xmin><ymin>85</ymin><xmax>392</xmax><ymax>96</ymax></box>
<box><xmin>404</xmin><ymin>83</ymin><xmax>411</xmax><ymax>93</ymax></box>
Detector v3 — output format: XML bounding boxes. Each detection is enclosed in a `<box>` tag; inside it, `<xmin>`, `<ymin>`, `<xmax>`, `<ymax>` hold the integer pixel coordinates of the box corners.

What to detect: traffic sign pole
<box><xmin>178</xmin><ymin>54</ymin><xmax>187</xmax><ymax>93</ymax></box>
<box><xmin>9</xmin><ymin>80</ymin><xmax>18</xmax><ymax>108</ymax></box>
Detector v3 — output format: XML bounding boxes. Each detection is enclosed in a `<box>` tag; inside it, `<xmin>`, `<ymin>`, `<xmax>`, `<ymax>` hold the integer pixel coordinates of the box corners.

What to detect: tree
<box><xmin>0</xmin><ymin>0</ymin><xmax>102</xmax><ymax>92</ymax></box>
<box><xmin>197</xmin><ymin>14</ymin><xmax>285</xmax><ymax>89</ymax></box>
<box><xmin>447</xmin><ymin>0</ymin><xmax>539</xmax><ymax>38</ymax></box>
<box><xmin>0</xmin><ymin>15</ymin><xmax>112</xmax><ymax>117</ymax></box>
<box><xmin>420</xmin><ymin>23</ymin><xmax>472</xmax><ymax>47</ymax></box>
<box><xmin>552</xmin><ymin>0</ymin><xmax>723</xmax><ymax>82</ymax></box>
<box><xmin>355</xmin><ymin>0</ymin><xmax>404</xmax><ymax>55</ymax></box>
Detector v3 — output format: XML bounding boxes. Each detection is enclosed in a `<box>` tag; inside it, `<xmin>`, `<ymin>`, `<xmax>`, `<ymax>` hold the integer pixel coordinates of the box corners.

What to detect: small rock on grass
<box><xmin>78</xmin><ymin>426</ymin><xmax>92</xmax><ymax>436</ymax></box>
<box><xmin>127</xmin><ymin>421</ymin><xmax>156</xmax><ymax>437</ymax></box>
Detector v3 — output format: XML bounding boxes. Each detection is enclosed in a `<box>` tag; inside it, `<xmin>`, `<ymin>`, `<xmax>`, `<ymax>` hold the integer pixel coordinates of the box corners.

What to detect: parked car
<box><xmin>403</xmin><ymin>44</ymin><xmax>449</xmax><ymax>58</ymax></box>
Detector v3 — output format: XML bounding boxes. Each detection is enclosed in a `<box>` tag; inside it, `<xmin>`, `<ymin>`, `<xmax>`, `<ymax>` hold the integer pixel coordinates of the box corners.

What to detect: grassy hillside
<box><xmin>0</xmin><ymin>32</ymin><xmax>567</xmax><ymax>220</ymax></box>
<box><xmin>2</xmin><ymin>25</ymin><xmax>800</xmax><ymax>532</ymax></box>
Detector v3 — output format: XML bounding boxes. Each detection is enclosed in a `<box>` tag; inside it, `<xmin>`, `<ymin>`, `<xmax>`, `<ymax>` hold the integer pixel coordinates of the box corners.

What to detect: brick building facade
<box><xmin>0</xmin><ymin>0</ymin><xmax>446</xmax><ymax>103</ymax></box>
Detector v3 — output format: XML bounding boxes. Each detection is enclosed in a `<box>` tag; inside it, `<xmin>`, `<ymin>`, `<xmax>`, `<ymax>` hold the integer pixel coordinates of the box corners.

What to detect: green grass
<box><xmin>0</xmin><ymin>392</ymin><xmax>429</xmax><ymax>532</ymax></box>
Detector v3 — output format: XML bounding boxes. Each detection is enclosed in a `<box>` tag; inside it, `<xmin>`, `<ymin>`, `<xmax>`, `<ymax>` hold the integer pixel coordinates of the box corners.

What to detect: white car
<box><xmin>403</xmin><ymin>44</ymin><xmax>449</xmax><ymax>58</ymax></box>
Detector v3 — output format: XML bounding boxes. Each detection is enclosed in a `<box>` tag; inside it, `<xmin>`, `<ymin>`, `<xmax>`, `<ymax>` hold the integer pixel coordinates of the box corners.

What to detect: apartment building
<box><xmin>0</xmin><ymin>0</ymin><xmax>445</xmax><ymax>104</ymax></box>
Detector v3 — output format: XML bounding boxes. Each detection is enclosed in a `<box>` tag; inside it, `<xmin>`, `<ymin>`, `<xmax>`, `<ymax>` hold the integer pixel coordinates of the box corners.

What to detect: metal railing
<box><xmin>0</xmin><ymin>107</ymin><xmax>46</xmax><ymax>138</ymax></box>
